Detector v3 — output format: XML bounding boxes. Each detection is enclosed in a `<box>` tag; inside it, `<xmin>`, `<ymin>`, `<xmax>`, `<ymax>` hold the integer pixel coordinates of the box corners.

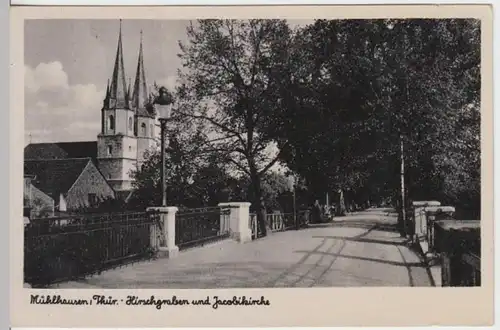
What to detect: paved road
<box><xmin>54</xmin><ymin>208</ymin><xmax>435</xmax><ymax>288</ymax></box>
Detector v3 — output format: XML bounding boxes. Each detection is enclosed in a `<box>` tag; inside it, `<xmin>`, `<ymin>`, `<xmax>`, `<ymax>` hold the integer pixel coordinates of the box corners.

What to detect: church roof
<box><xmin>131</xmin><ymin>30</ymin><xmax>155</xmax><ymax>118</ymax></box>
<box><xmin>24</xmin><ymin>141</ymin><xmax>97</xmax><ymax>161</ymax></box>
<box><xmin>108</xmin><ymin>19</ymin><xmax>129</xmax><ymax>109</ymax></box>
<box><xmin>132</xmin><ymin>31</ymin><xmax>148</xmax><ymax>111</ymax></box>
<box><xmin>24</xmin><ymin>158</ymin><xmax>92</xmax><ymax>199</ymax></box>
<box><xmin>102</xmin><ymin>21</ymin><xmax>155</xmax><ymax>119</ymax></box>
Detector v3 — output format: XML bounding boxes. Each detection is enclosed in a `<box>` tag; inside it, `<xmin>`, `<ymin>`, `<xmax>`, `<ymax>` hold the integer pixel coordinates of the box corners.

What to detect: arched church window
<box><xmin>107</xmin><ymin>145</ymin><xmax>112</xmax><ymax>156</ymax></box>
<box><xmin>109</xmin><ymin>115</ymin><xmax>115</xmax><ymax>130</ymax></box>
<box><xmin>141</xmin><ymin>123</ymin><xmax>146</xmax><ymax>136</ymax></box>
<box><xmin>129</xmin><ymin>117</ymin><xmax>133</xmax><ymax>131</ymax></box>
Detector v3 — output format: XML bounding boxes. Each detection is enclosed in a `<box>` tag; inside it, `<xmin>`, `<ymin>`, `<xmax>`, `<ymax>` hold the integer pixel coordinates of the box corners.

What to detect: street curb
<box><xmin>411</xmin><ymin>240</ymin><xmax>442</xmax><ymax>287</ymax></box>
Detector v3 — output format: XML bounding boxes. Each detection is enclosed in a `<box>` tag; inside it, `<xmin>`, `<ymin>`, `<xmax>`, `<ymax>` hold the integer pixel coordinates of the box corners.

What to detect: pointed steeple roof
<box><xmin>106</xmin><ymin>79</ymin><xmax>110</xmax><ymax>98</ymax></box>
<box><xmin>109</xmin><ymin>20</ymin><xmax>128</xmax><ymax>109</ymax></box>
<box><xmin>103</xmin><ymin>79</ymin><xmax>111</xmax><ymax>107</ymax></box>
<box><xmin>132</xmin><ymin>30</ymin><xmax>151</xmax><ymax>116</ymax></box>
<box><xmin>127</xmin><ymin>78</ymin><xmax>131</xmax><ymax>103</ymax></box>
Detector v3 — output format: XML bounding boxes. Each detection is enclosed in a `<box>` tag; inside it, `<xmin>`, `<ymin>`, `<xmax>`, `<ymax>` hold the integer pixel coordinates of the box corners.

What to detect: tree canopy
<box><xmin>175</xmin><ymin>19</ymin><xmax>298</xmax><ymax>235</ymax></box>
<box><xmin>130</xmin><ymin>18</ymin><xmax>481</xmax><ymax>222</ymax></box>
<box><xmin>273</xmin><ymin>19</ymin><xmax>480</xmax><ymax>217</ymax></box>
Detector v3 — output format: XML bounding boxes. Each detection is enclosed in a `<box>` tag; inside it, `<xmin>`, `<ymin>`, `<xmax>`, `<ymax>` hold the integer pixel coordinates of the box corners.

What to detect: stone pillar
<box><xmin>218</xmin><ymin>202</ymin><xmax>252</xmax><ymax>243</ymax></box>
<box><xmin>425</xmin><ymin>206</ymin><xmax>455</xmax><ymax>251</ymax></box>
<box><xmin>412</xmin><ymin>201</ymin><xmax>441</xmax><ymax>241</ymax></box>
<box><xmin>146</xmin><ymin>206</ymin><xmax>179</xmax><ymax>258</ymax></box>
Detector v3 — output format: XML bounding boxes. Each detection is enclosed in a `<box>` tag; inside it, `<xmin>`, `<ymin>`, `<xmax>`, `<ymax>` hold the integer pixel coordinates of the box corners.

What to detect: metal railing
<box><xmin>249</xmin><ymin>213</ymin><xmax>260</xmax><ymax>239</ymax></box>
<box><xmin>176</xmin><ymin>206</ymin><xmax>230</xmax><ymax>250</ymax></box>
<box><xmin>249</xmin><ymin>210</ymin><xmax>309</xmax><ymax>239</ymax></box>
<box><xmin>24</xmin><ymin>211</ymin><xmax>156</xmax><ymax>287</ymax></box>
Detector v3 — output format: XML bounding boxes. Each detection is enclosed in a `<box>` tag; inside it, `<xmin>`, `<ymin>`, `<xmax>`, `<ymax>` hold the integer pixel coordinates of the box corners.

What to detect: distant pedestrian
<box><xmin>323</xmin><ymin>204</ymin><xmax>331</xmax><ymax>219</ymax></box>
<box><xmin>330</xmin><ymin>204</ymin><xmax>336</xmax><ymax>217</ymax></box>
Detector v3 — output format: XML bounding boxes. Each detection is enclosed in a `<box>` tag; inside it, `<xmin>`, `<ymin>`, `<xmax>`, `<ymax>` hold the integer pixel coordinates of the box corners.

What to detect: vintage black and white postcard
<box><xmin>10</xmin><ymin>4</ymin><xmax>494</xmax><ymax>327</ymax></box>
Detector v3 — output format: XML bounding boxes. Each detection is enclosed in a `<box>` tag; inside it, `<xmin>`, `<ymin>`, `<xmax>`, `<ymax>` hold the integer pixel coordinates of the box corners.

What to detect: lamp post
<box><xmin>154</xmin><ymin>87</ymin><xmax>174</xmax><ymax>207</ymax></box>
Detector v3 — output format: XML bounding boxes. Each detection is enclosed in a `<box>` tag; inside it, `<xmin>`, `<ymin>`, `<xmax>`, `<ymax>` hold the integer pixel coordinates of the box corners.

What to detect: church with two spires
<box><xmin>24</xmin><ymin>22</ymin><xmax>158</xmax><ymax>212</ymax></box>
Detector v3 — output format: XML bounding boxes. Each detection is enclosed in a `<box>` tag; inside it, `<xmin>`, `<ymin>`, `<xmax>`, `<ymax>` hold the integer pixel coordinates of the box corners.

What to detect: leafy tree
<box><xmin>188</xmin><ymin>154</ymin><xmax>237</xmax><ymax>206</ymax></box>
<box><xmin>176</xmin><ymin>19</ymin><xmax>295</xmax><ymax>236</ymax></box>
<box><xmin>274</xmin><ymin>19</ymin><xmax>480</xmax><ymax>219</ymax></box>
<box><xmin>129</xmin><ymin>138</ymin><xmax>230</xmax><ymax>209</ymax></box>
<box><xmin>129</xmin><ymin>96</ymin><xmax>224</xmax><ymax>209</ymax></box>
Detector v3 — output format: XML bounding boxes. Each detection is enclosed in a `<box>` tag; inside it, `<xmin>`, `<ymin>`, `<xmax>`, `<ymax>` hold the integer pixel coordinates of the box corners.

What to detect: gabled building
<box><xmin>24</xmin><ymin>158</ymin><xmax>115</xmax><ymax>213</ymax></box>
<box><xmin>24</xmin><ymin>21</ymin><xmax>158</xmax><ymax>198</ymax></box>
<box><xmin>24</xmin><ymin>174</ymin><xmax>55</xmax><ymax>218</ymax></box>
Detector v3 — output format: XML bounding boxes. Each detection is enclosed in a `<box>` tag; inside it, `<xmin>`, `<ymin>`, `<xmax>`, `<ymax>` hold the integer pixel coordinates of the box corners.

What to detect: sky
<box><xmin>24</xmin><ymin>19</ymin><xmax>314</xmax><ymax>145</ymax></box>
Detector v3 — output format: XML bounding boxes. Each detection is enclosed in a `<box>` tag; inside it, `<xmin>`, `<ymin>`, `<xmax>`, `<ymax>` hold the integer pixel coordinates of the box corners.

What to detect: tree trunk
<box><xmin>250</xmin><ymin>169</ymin><xmax>268</xmax><ymax>237</ymax></box>
<box><xmin>338</xmin><ymin>189</ymin><xmax>347</xmax><ymax>216</ymax></box>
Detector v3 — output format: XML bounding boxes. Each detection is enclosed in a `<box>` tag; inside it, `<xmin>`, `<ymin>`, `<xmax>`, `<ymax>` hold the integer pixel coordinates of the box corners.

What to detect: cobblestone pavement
<box><xmin>54</xmin><ymin>209</ymin><xmax>434</xmax><ymax>288</ymax></box>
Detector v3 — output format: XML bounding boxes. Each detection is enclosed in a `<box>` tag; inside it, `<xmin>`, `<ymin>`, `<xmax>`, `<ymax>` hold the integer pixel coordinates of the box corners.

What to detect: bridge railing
<box><xmin>24</xmin><ymin>202</ymin><xmax>315</xmax><ymax>286</ymax></box>
<box><xmin>411</xmin><ymin>201</ymin><xmax>481</xmax><ymax>287</ymax></box>
<box><xmin>24</xmin><ymin>211</ymin><xmax>157</xmax><ymax>287</ymax></box>
<box><xmin>249</xmin><ymin>210</ymin><xmax>310</xmax><ymax>240</ymax></box>
<box><xmin>176</xmin><ymin>206</ymin><xmax>231</xmax><ymax>250</ymax></box>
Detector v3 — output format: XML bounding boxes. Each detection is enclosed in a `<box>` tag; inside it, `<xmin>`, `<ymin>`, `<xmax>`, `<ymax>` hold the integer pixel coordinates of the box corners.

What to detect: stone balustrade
<box><xmin>147</xmin><ymin>202</ymin><xmax>252</xmax><ymax>259</ymax></box>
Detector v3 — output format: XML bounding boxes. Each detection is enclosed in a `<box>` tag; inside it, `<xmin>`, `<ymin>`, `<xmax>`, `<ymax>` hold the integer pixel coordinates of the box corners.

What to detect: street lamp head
<box><xmin>156</xmin><ymin>103</ymin><xmax>173</xmax><ymax>121</ymax></box>
<box><xmin>154</xmin><ymin>86</ymin><xmax>175</xmax><ymax>120</ymax></box>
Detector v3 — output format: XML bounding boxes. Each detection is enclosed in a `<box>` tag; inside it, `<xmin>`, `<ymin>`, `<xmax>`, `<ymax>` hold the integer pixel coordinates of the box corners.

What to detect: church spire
<box><xmin>109</xmin><ymin>19</ymin><xmax>128</xmax><ymax>108</ymax></box>
<box><xmin>127</xmin><ymin>78</ymin><xmax>131</xmax><ymax>102</ymax></box>
<box><xmin>106</xmin><ymin>79</ymin><xmax>110</xmax><ymax>97</ymax></box>
<box><xmin>132</xmin><ymin>29</ymin><xmax>148</xmax><ymax>112</ymax></box>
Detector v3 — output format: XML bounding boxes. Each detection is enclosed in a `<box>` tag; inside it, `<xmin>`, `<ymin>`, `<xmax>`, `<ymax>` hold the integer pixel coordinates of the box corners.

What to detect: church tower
<box><xmin>131</xmin><ymin>30</ymin><xmax>156</xmax><ymax>168</ymax></box>
<box><xmin>97</xmin><ymin>20</ymin><xmax>138</xmax><ymax>192</ymax></box>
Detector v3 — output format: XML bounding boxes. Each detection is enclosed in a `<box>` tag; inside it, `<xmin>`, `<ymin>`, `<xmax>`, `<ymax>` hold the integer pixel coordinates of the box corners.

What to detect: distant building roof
<box><xmin>24</xmin><ymin>141</ymin><xmax>97</xmax><ymax>161</ymax></box>
<box><xmin>24</xmin><ymin>158</ymin><xmax>92</xmax><ymax>200</ymax></box>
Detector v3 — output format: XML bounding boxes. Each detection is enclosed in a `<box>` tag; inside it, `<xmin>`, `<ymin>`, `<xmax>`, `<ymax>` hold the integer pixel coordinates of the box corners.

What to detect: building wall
<box><xmin>137</xmin><ymin>136</ymin><xmax>156</xmax><ymax>165</ymax></box>
<box><xmin>136</xmin><ymin>116</ymin><xmax>152</xmax><ymax>138</ymax></box>
<box><xmin>102</xmin><ymin>108</ymin><xmax>135</xmax><ymax>136</ymax></box>
<box><xmin>97</xmin><ymin>133</ymin><xmax>137</xmax><ymax>190</ymax></box>
<box><xmin>98</xmin><ymin>134</ymin><xmax>137</xmax><ymax>160</ymax></box>
<box><xmin>59</xmin><ymin>193</ymin><xmax>67</xmax><ymax>212</ymax></box>
<box><xmin>97</xmin><ymin>158</ymin><xmax>136</xmax><ymax>191</ymax></box>
<box><xmin>28</xmin><ymin>184</ymin><xmax>54</xmax><ymax>217</ymax></box>
<box><xmin>23</xmin><ymin>177</ymin><xmax>32</xmax><ymax>207</ymax></box>
<box><xmin>102</xmin><ymin>109</ymin><xmax>115</xmax><ymax>135</ymax></box>
<box><xmin>115</xmin><ymin>108</ymin><xmax>135</xmax><ymax>136</ymax></box>
<box><xmin>65</xmin><ymin>161</ymin><xmax>116</xmax><ymax>210</ymax></box>
<box><xmin>136</xmin><ymin>116</ymin><xmax>156</xmax><ymax>166</ymax></box>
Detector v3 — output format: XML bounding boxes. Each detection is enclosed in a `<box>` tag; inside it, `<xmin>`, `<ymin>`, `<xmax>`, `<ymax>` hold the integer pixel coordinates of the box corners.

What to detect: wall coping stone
<box><xmin>218</xmin><ymin>202</ymin><xmax>251</xmax><ymax>208</ymax></box>
<box><xmin>146</xmin><ymin>206</ymin><xmax>178</xmax><ymax>213</ymax></box>
<box><xmin>424</xmin><ymin>206</ymin><xmax>455</xmax><ymax>213</ymax></box>
<box><xmin>413</xmin><ymin>201</ymin><xmax>441</xmax><ymax>207</ymax></box>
